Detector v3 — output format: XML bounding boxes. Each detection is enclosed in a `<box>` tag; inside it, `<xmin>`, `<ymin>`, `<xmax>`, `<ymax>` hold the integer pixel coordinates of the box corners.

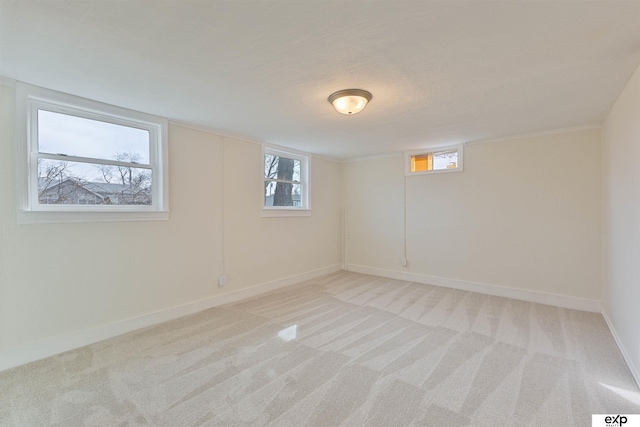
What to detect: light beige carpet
<box><xmin>1</xmin><ymin>271</ymin><xmax>639</xmax><ymax>426</ymax></box>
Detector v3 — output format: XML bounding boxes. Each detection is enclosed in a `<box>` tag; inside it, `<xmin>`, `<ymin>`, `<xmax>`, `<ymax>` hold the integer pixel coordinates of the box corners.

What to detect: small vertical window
<box><xmin>262</xmin><ymin>145</ymin><xmax>310</xmax><ymax>217</ymax></box>
<box><xmin>405</xmin><ymin>145</ymin><xmax>463</xmax><ymax>175</ymax></box>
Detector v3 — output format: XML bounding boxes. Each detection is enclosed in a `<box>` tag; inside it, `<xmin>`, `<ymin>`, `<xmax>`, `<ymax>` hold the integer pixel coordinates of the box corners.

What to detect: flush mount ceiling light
<box><xmin>328</xmin><ymin>89</ymin><xmax>372</xmax><ymax>115</ymax></box>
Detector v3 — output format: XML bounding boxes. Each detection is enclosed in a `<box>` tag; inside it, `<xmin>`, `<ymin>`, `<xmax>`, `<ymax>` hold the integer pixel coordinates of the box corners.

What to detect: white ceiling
<box><xmin>1</xmin><ymin>1</ymin><xmax>639</xmax><ymax>160</ymax></box>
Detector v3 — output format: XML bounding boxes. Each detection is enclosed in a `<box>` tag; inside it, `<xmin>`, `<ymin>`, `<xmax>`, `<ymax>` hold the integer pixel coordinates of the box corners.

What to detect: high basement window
<box><xmin>16</xmin><ymin>82</ymin><xmax>169</xmax><ymax>224</ymax></box>
<box><xmin>404</xmin><ymin>144</ymin><xmax>464</xmax><ymax>176</ymax></box>
<box><xmin>262</xmin><ymin>145</ymin><xmax>310</xmax><ymax>217</ymax></box>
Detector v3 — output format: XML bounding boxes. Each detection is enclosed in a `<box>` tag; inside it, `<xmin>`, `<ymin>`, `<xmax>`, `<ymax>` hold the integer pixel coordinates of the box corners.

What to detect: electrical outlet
<box><xmin>401</xmin><ymin>258</ymin><xmax>407</xmax><ymax>267</ymax></box>
<box><xmin>218</xmin><ymin>275</ymin><xmax>226</xmax><ymax>287</ymax></box>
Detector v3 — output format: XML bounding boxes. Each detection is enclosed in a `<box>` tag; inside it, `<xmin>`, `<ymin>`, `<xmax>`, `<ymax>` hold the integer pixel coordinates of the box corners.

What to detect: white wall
<box><xmin>0</xmin><ymin>82</ymin><xmax>342</xmax><ymax>368</ymax></box>
<box><xmin>343</xmin><ymin>155</ymin><xmax>405</xmax><ymax>271</ymax></box>
<box><xmin>602</xmin><ymin>64</ymin><xmax>640</xmax><ymax>384</ymax></box>
<box><xmin>344</xmin><ymin>129</ymin><xmax>602</xmax><ymax>307</ymax></box>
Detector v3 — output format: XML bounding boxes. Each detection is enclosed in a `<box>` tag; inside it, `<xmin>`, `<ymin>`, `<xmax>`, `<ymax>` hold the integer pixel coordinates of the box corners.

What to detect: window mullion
<box><xmin>265</xmin><ymin>178</ymin><xmax>300</xmax><ymax>184</ymax></box>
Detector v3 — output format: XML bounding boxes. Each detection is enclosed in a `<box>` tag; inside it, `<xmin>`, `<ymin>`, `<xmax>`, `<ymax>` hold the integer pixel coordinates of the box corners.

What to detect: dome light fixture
<box><xmin>328</xmin><ymin>89</ymin><xmax>372</xmax><ymax>115</ymax></box>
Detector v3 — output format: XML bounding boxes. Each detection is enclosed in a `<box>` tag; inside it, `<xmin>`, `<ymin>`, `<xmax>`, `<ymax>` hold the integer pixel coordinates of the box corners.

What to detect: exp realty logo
<box><xmin>605</xmin><ymin>415</ymin><xmax>628</xmax><ymax>425</ymax></box>
<box><xmin>593</xmin><ymin>414</ymin><xmax>640</xmax><ymax>427</ymax></box>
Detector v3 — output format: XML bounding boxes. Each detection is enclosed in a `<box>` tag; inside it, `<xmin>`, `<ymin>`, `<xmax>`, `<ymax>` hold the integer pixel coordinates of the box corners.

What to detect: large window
<box><xmin>262</xmin><ymin>145</ymin><xmax>310</xmax><ymax>217</ymax></box>
<box><xmin>404</xmin><ymin>144</ymin><xmax>464</xmax><ymax>176</ymax></box>
<box><xmin>16</xmin><ymin>83</ymin><xmax>169</xmax><ymax>223</ymax></box>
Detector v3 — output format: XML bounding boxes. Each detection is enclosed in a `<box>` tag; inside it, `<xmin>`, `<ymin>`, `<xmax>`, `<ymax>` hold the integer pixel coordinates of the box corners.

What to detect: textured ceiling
<box><xmin>1</xmin><ymin>1</ymin><xmax>639</xmax><ymax>159</ymax></box>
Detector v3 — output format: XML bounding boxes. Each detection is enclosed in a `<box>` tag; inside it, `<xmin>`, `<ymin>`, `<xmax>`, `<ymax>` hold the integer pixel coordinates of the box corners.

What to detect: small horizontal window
<box><xmin>16</xmin><ymin>83</ymin><xmax>169</xmax><ymax>224</ymax></box>
<box><xmin>405</xmin><ymin>144</ymin><xmax>463</xmax><ymax>176</ymax></box>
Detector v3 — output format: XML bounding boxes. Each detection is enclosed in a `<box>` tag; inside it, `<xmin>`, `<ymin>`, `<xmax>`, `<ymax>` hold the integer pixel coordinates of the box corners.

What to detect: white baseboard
<box><xmin>601</xmin><ymin>310</ymin><xmax>640</xmax><ymax>389</ymax></box>
<box><xmin>347</xmin><ymin>264</ymin><xmax>602</xmax><ymax>313</ymax></box>
<box><xmin>0</xmin><ymin>264</ymin><xmax>343</xmax><ymax>372</ymax></box>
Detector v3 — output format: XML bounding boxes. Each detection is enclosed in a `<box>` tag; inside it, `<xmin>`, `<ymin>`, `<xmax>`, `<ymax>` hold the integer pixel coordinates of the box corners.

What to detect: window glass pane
<box><xmin>265</xmin><ymin>154</ymin><xmax>300</xmax><ymax>182</ymax></box>
<box><xmin>38</xmin><ymin>158</ymin><xmax>152</xmax><ymax>205</ymax></box>
<box><xmin>432</xmin><ymin>149</ymin><xmax>458</xmax><ymax>170</ymax></box>
<box><xmin>265</xmin><ymin>181</ymin><xmax>302</xmax><ymax>207</ymax></box>
<box><xmin>38</xmin><ymin>110</ymin><xmax>150</xmax><ymax>164</ymax></box>
<box><xmin>411</xmin><ymin>154</ymin><xmax>431</xmax><ymax>172</ymax></box>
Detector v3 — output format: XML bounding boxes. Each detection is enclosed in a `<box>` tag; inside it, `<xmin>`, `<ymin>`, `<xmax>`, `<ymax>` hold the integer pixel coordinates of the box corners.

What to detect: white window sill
<box><xmin>261</xmin><ymin>208</ymin><xmax>311</xmax><ymax>218</ymax></box>
<box><xmin>405</xmin><ymin>167</ymin><xmax>463</xmax><ymax>176</ymax></box>
<box><xmin>17</xmin><ymin>210</ymin><xmax>169</xmax><ymax>224</ymax></box>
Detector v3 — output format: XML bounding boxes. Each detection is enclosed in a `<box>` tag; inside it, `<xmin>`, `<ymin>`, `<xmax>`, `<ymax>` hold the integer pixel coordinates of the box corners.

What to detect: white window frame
<box><xmin>15</xmin><ymin>82</ymin><xmax>169</xmax><ymax>224</ymax></box>
<box><xmin>261</xmin><ymin>144</ymin><xmax>311</xmax><ymax>217</ymax></box>
<box><xmin>404</xmin><ymin>144</ymin><xmax>464</xmax><ymax>176</ymax></box>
